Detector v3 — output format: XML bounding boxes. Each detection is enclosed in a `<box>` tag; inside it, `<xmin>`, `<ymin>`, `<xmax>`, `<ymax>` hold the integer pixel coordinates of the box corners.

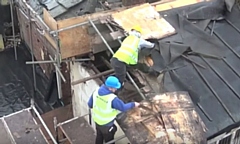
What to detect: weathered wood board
<box><xmin>57</xmin><ymin>17</ymin><xmax>92</xmax><ymax>59</ymax></box>
<box><xmin>43</xmin><ymin>8</ymin><xmax>57</xmax><ymax>49</ymax></box>
<box><xmin>117</xmin><ymin>91</ymin><xmax>207</xmax><ymax>144</ymax></box>
<box><xmin>111</xmin><ymin>3</ymin><xmax>176</xmax><ymax>39</ymax></box>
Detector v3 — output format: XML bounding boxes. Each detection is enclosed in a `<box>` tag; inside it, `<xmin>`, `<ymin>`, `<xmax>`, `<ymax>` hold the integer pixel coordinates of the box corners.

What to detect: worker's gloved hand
<box><xmin>134</xmin><ymin>102</ymin><xmax>140</xmax><ymax>107</ymax></box>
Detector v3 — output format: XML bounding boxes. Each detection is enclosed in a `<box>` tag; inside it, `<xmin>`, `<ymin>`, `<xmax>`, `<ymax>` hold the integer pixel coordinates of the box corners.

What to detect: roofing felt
<box><xmin>140</xmin><ymin>0</ymin><xmax>240</xmax><ymax>138</ymax></box>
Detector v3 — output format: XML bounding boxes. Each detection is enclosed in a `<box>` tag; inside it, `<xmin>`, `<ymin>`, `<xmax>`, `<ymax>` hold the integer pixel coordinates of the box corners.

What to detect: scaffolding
<box><xmin>15</xmin><ymin>0</ymin><xmax>146</xmax><ymax>103</ymax></box>
<box><xmin>14</xmin><ymin>0</ymin><xmax>91</xmax><ymax>101</ymax></box>
<box><xmin>0</xmin><ymin>102</ymin><xmax>57</xmax><ymax>144</ymax></box>
<box><xmin>62</xmin><ymin>17</ymin><xmax>147</xmax><ymax>100</ymax></box>
<box><xmin>12</xmin><ymin>0</ymin><xmax>146</xmax><ymax>142</ymax></box>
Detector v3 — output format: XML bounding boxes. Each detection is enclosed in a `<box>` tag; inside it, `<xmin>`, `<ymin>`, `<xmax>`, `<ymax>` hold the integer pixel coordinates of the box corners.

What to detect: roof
<box><xmin>138</xmin><ymin>0</ymin><xmax>240</xmax><ymax>138</ymax></box>
<box><xmin>27</xmin><ymin>0</ymin><xmax>121</xmax><ymax>20</ymax></box>
<box><xmin>117</xmin><ymin>91</ymin><xmax>207</xmax><ymax>144</ymax></box>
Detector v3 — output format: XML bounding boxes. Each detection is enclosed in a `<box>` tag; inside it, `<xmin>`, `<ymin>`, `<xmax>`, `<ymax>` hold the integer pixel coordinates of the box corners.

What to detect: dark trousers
<box><xmin>110</xmin><ymin>57</ymin><xmax>127</xmax><ymax>85</ymax></box>
<box><xmin>110</xmin><ymin>57</ymin><xmax>151</xmax><ymax>85</ymax></box>
<box><xmin>95</xmin><ymin>124</ymin><xmax>117</xmax><ymax>144</ymax></box>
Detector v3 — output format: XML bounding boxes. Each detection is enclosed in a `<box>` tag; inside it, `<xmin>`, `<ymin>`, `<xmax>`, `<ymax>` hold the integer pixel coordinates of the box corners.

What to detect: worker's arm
<box><xmin>111</xmin><ymin>97</ymin><xmax>135</xmax><ymax>112</ymax></box>
<box><xmin>87</xmin><ymin>95</ymin><xmax>93</xmax><ymax>109</ymax></box>
<box><xmin>139</xmin><ymin>38</ymin><xmax>155</xmax><ymax>49</ymax></box>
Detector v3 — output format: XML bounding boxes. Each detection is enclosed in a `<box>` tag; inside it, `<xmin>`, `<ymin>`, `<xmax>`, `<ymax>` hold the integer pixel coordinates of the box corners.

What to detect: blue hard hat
<box><xmin>105</xmin><ymin>76</ymin><xmax>121</xmax><ymax>89</ymax></box>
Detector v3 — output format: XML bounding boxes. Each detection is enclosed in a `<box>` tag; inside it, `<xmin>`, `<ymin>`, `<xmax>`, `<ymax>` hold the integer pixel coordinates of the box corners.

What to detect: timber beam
<box><xmin>71</xmin><ymin>69</ymin><xmax>114</xmax><ymax>85</ymax></box>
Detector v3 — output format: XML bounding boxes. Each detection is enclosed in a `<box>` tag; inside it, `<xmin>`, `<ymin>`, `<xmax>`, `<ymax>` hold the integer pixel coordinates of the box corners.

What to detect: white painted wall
<box><xmin>70</xmin><ymin>62</ymin><xmax>129</xmax><ymax>144</ymax></box>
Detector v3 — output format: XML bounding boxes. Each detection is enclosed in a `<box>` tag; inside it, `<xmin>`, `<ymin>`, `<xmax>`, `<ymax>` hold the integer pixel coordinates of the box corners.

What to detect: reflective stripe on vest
<box><xmin>92</xmin><ymin>90</ymin><xmax>119</xmax><ymax>125</ymax></box>
<box><xmin>113</xmin><ymin>35</ymin><xmax>140</xmax><ymax>65</ymax></box>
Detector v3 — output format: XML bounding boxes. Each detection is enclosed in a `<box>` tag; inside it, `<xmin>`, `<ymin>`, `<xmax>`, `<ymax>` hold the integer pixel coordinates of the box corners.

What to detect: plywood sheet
<box><xmin>57</xmin><ymin>16</ymin><xmax>92</xmax><ymax>59</ymax></box>
<box><xmin>111</xmin><ymin>3</ymin><xmax>176</xmax><ymax>39</ymax></box>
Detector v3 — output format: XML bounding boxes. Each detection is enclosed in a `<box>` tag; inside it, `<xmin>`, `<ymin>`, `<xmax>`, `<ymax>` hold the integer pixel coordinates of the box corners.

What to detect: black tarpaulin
<box><xmin>139</xmin><ymin>1</ymin><xmax>240</xmax><ymax>138</ymax></box>
<box><xmin>0</xmin><ymin>45</ymin><xmax>53</xmax><ymax>116</ymax></box>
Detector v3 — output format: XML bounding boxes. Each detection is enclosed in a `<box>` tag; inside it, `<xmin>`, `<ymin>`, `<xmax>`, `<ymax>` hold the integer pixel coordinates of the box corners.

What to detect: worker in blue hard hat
<box><xmin>88</xmin><ymin>76</ymin><xmax>140</xmax><ymax>144</ymax></box>
<box><xmin>111</xmin><ymin>25</ymin><xmax>155</xmax><ymax>87</ymax></box>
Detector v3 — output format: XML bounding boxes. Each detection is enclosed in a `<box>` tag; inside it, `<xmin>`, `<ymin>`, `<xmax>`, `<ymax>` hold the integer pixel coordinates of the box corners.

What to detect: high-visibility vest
<box><xmin>113</xmin><ymin>35</ymin><xmax>140</xmax><ymax>65</ymax></box>
<box><xmin>92</xmin><ymin>90</ymin><xmax>120</xmax><ymax>125</ymax></box>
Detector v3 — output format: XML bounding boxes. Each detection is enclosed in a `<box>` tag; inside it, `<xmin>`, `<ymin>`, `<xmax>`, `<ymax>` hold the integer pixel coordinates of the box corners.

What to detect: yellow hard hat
<box><xmin>132</xmin><ymin>25</ymin><xmax>142</xmax><ymax>34</ymax></box>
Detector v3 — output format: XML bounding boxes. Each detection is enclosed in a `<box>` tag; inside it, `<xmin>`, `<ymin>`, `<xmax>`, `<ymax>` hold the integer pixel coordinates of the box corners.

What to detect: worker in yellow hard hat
<box><xmin>111</xmin><ymin>25</ymin><xmax>155</xmax><ymax>87</ymax></box>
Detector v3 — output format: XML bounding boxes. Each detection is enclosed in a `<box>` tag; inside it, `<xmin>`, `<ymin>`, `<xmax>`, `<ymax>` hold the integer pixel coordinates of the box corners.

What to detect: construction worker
<box><xmin>88</xmin><ymin>76</ymin><xmax>140</xmax><ymax>144</ymax></box>
<box><xmin>111</xmin><ymin>25</ymin><xmax>155</xmax><ymax>86</ymax></box>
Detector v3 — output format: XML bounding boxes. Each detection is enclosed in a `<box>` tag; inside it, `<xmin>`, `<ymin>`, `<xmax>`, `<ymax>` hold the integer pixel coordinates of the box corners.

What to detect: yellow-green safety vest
<box><xmin>113</xmin><ymin>35</ymin><xmax>140</xmax><ymax>65</ymax></box>
<box><xmin>92</xmin><ymin>90</ymin><xmax>120</xmax><ymax>125</ymax></box>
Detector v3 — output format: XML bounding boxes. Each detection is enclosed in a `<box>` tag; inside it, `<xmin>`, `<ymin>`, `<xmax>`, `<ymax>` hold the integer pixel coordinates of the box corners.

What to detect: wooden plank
<box><xmin>43</xmin><ymin>8</ymin><xmax>57</xmax><ymax>49</ymax></box>
<box><xmin>43</xmin><ymin>8</ymin><xmax>58</xmax><ymax>30</ymax></box>
<box><xmin>60</xmin><ymin>117</ymin><xmax>95</xmax><ymax>144</ymax></box>
<box><xmin>111</xmin><ymin>3</ymin><xmax>176</xmax><ymax>39</ymax></box>
<box><xmin>5</xmin><ymin>110</ymin><xmax>48</xmax><ymax>144</ymax></box>
<box><xmin>57</xmin><ymin>15</ymin><xmax>92</xmax><ymax>59</ymax></box>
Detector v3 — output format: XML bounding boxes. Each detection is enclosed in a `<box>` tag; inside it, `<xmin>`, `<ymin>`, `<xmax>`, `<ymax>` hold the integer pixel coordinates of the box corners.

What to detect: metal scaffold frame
<box><xmin>9</xmin><ymin>0</ymin><xmax>17</xmax><ymax>60</ymax></box>
<box><xmin>17</xmin><ymin>0</ymin><xmax>145</xmax><ymax>102</ymax></box>
<box><xmin>88</xmin><ymin>17</ymin><xmax>146</xmax><ymax>100</ymax></box>
<box><xmin>0</xmin><ymin>101</ymin><xmax>58</xmax><ymax>144</ymax></box>
<box><xmin>54</xmin><ymin>113</ymin><xmax>127</xmax><ymax>144</ymax></box>
<box><xmin>52</xmin><ymin>16</ymin><xmax>146</xmax><ymax>100</ymax></box>
<box><xmin>16</xmin><ymin>0</ymin><xmax>91</xmax><ymax>101</ymax></box>
<box><xmin>52</xmin><ymin>20</ymin><xmax>146</xmax><ymax>100</ymax></box>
